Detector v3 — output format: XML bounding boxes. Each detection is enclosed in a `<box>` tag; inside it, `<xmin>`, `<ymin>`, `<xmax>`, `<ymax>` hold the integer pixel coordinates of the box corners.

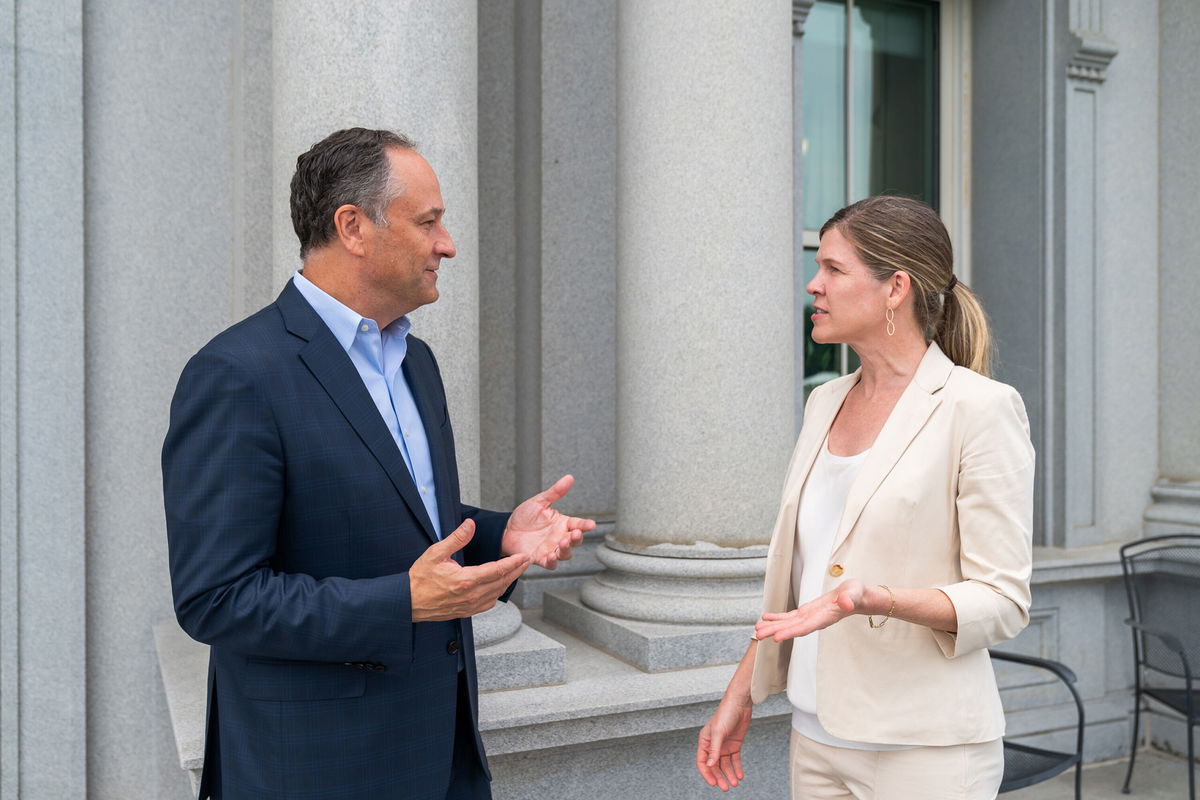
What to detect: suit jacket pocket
<box><xmin>240</xmin><ymin>657</ymin><xmax>367</xmax><ymax>701</ymax></box>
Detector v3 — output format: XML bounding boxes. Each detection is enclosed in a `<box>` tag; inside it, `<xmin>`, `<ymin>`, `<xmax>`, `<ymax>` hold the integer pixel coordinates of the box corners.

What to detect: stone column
<box><xmin>545</xmin><ymin>0</ymin><xmax>795</xmax><ymax>671</ymax></box>
<box><xmin>272</xmin><ymin>0</ymin><xmax>483</xmax><ymax>496</ymax></box>
<box><xmin>1147</xmin><ymin>0</ymin><xmax>1200</xmax><ymax>536</ymax></box>
<box><xmin>2</xmin><ymin>2</ymin><xmax>87</xmax><ymax>796</ymax></box>
<box><xmin>271</xmin><ymin>1</ymin><xmax>565</xmax><ymax>692</ymax></box>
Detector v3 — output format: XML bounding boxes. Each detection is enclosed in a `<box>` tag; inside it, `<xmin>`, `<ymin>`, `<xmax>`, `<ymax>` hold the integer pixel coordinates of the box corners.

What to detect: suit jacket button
<box><xmin>447</xmin><ymin>640</ymin><xmax>461</xmax><ymax>655</ymax></box>
<box><xmin>829</xmin><ymin>564</ymin><xmax>844</xmax><ymax>577</ymax></box>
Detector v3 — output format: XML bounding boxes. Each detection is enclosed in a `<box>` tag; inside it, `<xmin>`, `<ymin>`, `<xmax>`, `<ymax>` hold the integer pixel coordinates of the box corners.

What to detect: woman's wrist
<box><xmin>863</xmin><ymin>584</ymin><xmax>895</xmax><ymax>616</ymax></box>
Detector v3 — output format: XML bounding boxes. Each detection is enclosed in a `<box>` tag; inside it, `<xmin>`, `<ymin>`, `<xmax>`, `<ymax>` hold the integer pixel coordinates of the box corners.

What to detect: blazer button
<box><xmin>829</xmin><ymin>564</ymin><xmax>844</xmax><ymax>577</ymax></box>
<box><xmin>447</xmin><ymin>640</ymin><xmax>461</xmax><ymax>655</ymax></box>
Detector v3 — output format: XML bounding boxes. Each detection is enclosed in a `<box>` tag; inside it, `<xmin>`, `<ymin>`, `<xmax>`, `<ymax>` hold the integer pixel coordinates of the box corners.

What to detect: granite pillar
<box><xmin>477</xmin><ymin>0</ymin><xmax>618</xmax><ymax>609</ymax></box>
<box><xmin>1147</xmin><ymin>0</ymin><xmax>1200</xmax><ymax>536</ymax></box>
<box><xmin>545</xmin><ymin>0</ymin><xmax>795</xmax><ymax>670</ymax></box>
<box><xmin>271</xmin><ymin>1</ymin><xmax>565</xmax><ymax>691</ymax></box>
<box><xmin>2</xmin><ymin>2</ymin><xmax>87</xmax><ymax>796</ymax></box>
<box><xmin>271</xmin><ymin>0</ymin><xmax>483</xmax><ymax>497</ymax></box>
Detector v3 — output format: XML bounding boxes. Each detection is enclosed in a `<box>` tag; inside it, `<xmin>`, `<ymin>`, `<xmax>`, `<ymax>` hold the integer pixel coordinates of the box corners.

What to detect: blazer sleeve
<box><xmin>163</xmin><ymin>348</ymin><xmax>415</xmax><ymax>663</ymax></box>
<box><xmin>932</xmin><ymin>382</ymin><xmax>1035</xmax><ymax>658</ymax></box>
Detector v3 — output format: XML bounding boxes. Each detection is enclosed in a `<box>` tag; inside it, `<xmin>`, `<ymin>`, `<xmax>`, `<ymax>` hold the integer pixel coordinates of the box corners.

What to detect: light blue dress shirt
<box><xmin>292</xmin><ymin>271</ymin><xmax>442</xmax><ymax>538</ymax></box>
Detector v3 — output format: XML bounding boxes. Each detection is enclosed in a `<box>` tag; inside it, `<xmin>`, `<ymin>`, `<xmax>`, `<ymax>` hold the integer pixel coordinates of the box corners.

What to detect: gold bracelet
<box><xmin>868</xmin><ymin>584</ymin><xmax>895</xmax><ymax>629</ymax></box>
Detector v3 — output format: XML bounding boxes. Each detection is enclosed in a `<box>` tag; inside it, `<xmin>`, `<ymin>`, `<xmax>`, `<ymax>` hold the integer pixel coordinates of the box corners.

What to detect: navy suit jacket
<box><xmin>163</xmin><ymin>281</ymin><xmax>509</xmax><ymax>799</ymax></box>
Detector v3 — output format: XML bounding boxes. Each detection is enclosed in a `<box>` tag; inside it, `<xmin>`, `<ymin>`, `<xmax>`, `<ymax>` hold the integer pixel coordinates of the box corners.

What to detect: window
<box><xmin>794</xmin><ymin>0</ymin><xmax>968</xmax><ymax>413</ymax></box>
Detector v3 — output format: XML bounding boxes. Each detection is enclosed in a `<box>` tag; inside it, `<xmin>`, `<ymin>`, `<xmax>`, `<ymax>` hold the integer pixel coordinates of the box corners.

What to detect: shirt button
<box><xmin>360</xmin><ymin>324</ymin><xmax>369</xmax><ymax>332</ymax></box>
<box><xmin>446</xmin><ymin>641</ymin><xmax>461</xmax><ymax>655</ymax></box>
<box><xmin>829</xmin><ymin>564</ymin><xmax>844</xmax><ymax>577</ymax></box>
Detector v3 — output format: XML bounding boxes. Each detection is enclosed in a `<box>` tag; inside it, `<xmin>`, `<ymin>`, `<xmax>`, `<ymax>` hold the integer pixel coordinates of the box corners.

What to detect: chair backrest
<box><xmin>1120</xmin><ymin>534</ymin><xmax>1200</xmax><ymax>679</ymax></box>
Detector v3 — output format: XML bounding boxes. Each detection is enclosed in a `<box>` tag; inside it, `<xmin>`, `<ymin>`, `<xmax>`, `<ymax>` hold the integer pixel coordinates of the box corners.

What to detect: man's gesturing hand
<box><xmin>502</xmin><ymin>474</ymin><xmax>596</xmax><ymax>569</ymax></box>
<box><xmin>410</xmin><ymin>519</ymin><xmax>531</xmax><ymax>622</ymax></box>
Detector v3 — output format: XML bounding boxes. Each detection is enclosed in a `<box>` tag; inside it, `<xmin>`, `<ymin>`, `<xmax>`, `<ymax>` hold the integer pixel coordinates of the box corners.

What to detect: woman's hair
<box><xmin>820</xmin><ymin>195</ymin><xmax>993</xmax><ymax>376</ymax></box>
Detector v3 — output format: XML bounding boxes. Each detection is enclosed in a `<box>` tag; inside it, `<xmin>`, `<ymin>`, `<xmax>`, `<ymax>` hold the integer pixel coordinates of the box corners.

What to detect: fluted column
<box><xmin>579</xmin><ymin>1</ymin><xmax>794</xmax><ymax>626</ymax></box>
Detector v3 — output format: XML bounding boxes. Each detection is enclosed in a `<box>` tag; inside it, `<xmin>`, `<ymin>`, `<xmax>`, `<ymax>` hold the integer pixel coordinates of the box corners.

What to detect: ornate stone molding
<box><xmin>793</xmin><ymin>0</ymin><xmax>816</xmax><ymax>36</ymax></box>
<box><xmin>1068</xmin><ymin>29</ymin><xmax>1119</xmax><ymax>83</ymax></box>
<box><xmin>1144</xmin><ymin>480</ymin><xmax>1200</xmax><ymax>534</ymax></box>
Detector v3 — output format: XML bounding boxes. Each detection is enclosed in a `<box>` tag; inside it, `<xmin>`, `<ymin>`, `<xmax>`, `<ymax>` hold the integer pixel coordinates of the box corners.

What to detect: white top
<box><xmin>786</xmin><ymin>438</ymin><xmax>913</xmax><ymax>751</ymax></box>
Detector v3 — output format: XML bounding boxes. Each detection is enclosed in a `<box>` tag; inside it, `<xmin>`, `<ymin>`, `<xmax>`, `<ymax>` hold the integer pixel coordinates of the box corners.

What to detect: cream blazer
<box><xmin>750</xmin><ymin>343</ymin><xmax>1035</xmax><ymax>746</ymax></box>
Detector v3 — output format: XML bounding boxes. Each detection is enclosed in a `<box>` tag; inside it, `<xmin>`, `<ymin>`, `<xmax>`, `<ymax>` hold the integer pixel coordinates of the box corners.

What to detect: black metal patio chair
<box><xmin>991</xmin><ymin>650</ymin><xmax>1084</xmax><ymax>799</ymax></box>
<box><xmin>1120</xmin><ymin>534</ymin><xmax>1200</xmax><ymax>800</ymax></box>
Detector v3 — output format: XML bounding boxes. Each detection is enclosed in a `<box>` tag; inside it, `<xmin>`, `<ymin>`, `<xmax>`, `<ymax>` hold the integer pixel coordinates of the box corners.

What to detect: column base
<box><xmin>474</xmin><ymin>601</ymin><xmax>566</xmax><ymax>691</ymax></box>
<box><xmin>1145</xmin><ymin>480</ymin><xmax>1200</xmax><ymax>536</ymax></box>
<box><xmin>576</xmin><ymin>539</ymin><xmax>766</xmax><ymax>624</ymax></box>
<box><xmin>476</xmin><ymin>623</ymin><xmax>566</xmax><ymax>691</ymax></box>
<box><xmin>543</xmin><ymin>588</ymin><xmax>751</xmax><ymax>672</ymax></box>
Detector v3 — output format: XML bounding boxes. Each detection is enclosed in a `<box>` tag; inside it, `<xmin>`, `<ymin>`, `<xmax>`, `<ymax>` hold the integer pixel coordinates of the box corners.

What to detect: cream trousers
<box><xmin>789</xmin><ymin>729</ymin><xmax>1004</xmax><ymax>800</ymax></box>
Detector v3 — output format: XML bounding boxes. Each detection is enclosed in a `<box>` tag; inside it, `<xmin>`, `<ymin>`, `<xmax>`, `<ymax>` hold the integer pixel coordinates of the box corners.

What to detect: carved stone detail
<box><xmin>1068</xmin><ymin>29</ymin><xmax>1118</xmax><ymax>84</ymax></box>
<box><xmin>793</xmin><ymin>0</ymin><xmax>816</xmax><ymax>36</ymax></box>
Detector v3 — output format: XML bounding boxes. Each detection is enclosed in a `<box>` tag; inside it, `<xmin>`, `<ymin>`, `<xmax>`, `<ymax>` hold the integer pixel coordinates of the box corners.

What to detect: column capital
<box><xmin>1067</xmin><ymin>29</ymin><xmax>1118</xmax><ymax>84</ymax></box>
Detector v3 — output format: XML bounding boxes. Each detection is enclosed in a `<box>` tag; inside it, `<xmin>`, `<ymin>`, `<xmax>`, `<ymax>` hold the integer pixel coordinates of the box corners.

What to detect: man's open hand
<box><xmin>502</xmin><ymin>475</ymin><xmax>596</xmax><ymax>569</ymax></box>
<box><xmin>409</xmin><ymin>519</ymin><xmax>531</xmax><ymax>622</ymax></box>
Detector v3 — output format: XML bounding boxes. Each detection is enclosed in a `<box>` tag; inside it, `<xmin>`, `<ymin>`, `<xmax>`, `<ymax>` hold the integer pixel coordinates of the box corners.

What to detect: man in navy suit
<box><xmin>163</xmin><ymin>128</ymin><xmax>594</xmax><ymax>799</ymax></box>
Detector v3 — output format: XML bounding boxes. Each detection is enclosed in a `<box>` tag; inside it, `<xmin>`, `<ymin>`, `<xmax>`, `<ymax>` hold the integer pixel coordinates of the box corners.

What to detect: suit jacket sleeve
<box><xmin>163</xmin><ymin>347</ymin><xmax>416</xmax><ymax>663</ymax></box>
<box><xmin>932</xmin><ymin>382</ymin><xmax>1035</xmax><ymax>658</ymax></box>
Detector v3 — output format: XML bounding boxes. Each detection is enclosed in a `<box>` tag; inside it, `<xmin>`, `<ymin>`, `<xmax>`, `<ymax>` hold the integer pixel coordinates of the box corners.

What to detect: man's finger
<box><xmin>565</xmin><ymin>516</ymin><xmax>595</xmax><ymax>533</ymax></box>
<box><xmin>462</xmin><ymin>552</ymin><xmax>529</xmax><ymax>587</ymax></box>
<box><xmin>537</xmin><ymin>474</ymin><xmax>574</xmax><ymax>504</ymax></box>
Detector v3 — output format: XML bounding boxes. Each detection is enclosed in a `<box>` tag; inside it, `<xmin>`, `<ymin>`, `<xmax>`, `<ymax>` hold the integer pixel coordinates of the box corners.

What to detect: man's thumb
<box><xmin>437</xmin><ymin>518</ymin><xmax>475</xmax><ymax>555</ymax></box>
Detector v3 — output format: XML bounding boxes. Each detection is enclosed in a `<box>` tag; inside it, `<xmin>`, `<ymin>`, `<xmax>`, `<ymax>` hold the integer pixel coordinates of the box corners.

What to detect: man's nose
<box><xmin>437</xmin><ymin>228</ymin><xmax>456</xmax><ymax>259</ymax></box>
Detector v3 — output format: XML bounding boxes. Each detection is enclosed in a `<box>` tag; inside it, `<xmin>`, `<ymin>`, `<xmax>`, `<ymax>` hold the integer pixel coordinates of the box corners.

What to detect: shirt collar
<box><xmin>292</xmin><ymin>270</ymin><xmax>412</xmax><ymax>351</ymax></box>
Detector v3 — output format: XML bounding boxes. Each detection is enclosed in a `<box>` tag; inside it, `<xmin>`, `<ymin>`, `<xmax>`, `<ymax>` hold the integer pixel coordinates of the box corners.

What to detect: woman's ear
<box><xmin>889</xmin><ymin>270</ymin><xmax>912</xmax><ymax>307</ymax></box>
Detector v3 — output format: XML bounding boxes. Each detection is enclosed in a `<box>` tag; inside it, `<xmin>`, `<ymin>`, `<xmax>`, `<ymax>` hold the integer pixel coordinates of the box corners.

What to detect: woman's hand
<box><xmin>696</xmin><ymin>695</ymin><xmax>753</xmax><ymax>791</ymax></box>
<box><xmin>755</xmin><ymin>579</ymin><xmax>866</xmax><ymax>642</ymax></box>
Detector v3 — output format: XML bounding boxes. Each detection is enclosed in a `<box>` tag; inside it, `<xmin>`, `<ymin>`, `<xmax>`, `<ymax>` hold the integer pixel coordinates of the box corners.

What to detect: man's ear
<box><xmin>333</xmin><ymin>204</ymin><xmax>368</xmax><ymax>257</ymax></box>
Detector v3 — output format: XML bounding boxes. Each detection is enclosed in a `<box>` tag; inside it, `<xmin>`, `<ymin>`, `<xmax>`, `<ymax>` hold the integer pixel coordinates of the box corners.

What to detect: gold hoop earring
<box><xmin>885</xmin><ymin>308</ymin><xmax>895</xmax><ymax>337</ymax></box>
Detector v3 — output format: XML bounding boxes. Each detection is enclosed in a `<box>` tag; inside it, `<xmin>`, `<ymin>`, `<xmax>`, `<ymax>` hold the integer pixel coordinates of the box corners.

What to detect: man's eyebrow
<box><xmin>417</xmin><ymin>207</ymin><xmax>445</xmax><ymax>219</ymax></box>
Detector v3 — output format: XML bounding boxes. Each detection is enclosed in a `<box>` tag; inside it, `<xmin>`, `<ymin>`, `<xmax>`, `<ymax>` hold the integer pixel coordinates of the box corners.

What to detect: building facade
<box><xmin>2</xmin><ymin>0</ymin><xmax>1198</xmax><ymax>797</ymax></box>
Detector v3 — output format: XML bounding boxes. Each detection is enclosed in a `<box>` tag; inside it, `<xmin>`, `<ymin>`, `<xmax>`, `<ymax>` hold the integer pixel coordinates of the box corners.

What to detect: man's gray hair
<box><xmin>290</xmin><ymin>128</ymin><xmax>416</xmax><ymax>259</ymax></box>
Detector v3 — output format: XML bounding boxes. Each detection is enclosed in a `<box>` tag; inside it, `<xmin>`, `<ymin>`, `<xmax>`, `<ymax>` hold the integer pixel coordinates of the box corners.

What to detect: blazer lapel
<box><xmin>831</xmin><ymin>343</ymin><xmax>954</xmax><ymax>553</ymax></box>
<box><xmin>277</xmin><ymin>282</ymin><xmax>440</xmax><ymax>544</ymax></box>
<box><xmin>782</xmin><ymin>374</ymin><xmax>858</xmax><ymax>507</ymax></box>
<box><xmin>401</xmin><ymin>343</ymin><xmax>458</xmax><ymax>541</ymax></box>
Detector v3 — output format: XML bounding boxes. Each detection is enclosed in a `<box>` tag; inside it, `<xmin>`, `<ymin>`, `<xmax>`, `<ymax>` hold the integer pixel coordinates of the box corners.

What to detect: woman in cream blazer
<box><xmin>696</xmin><ymin>196</ymin><xmax>1034</xmax><ymax>799</ymax></box>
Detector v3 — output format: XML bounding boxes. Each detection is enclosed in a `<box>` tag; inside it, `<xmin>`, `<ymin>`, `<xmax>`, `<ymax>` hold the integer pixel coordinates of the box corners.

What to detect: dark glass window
<box><xmin>796</xmin><ymin>0</ymin><xmax>939</xmax><ymax>404</ymax></box>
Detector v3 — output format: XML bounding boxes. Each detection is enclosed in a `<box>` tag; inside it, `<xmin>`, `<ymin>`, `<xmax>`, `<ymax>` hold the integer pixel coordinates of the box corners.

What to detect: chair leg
<box><xmin>1074</xmin><ymin>760</ymin><xmax>1083</xmax><ymax>800</ymax></box>
<box><xmin>1122</xmin><ymin>694</ymin><xmax>1141</xmax><ymax>794</ymax></box>
<box><xmin>1188</xmin><ymin>720</ymin><xmax>1194</xmax><ymax>800</ymax></box>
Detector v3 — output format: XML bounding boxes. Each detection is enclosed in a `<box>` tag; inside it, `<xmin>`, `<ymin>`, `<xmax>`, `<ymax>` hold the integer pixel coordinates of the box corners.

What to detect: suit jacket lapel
<box><xmin>401</xmin><ymin>343</ymin><xmax>458</xmax><ymax>542</ymax></box>
<box><xmin>782</xmin><ymin>374</ymin><xmax>858</xmax><ymax>508</ymax></box>
<box><xmin>831</xmin><ymin>343</ymin><xmax>954</xmax><ymax>553</ymax></box>
<box><xmin>277</xmin><ymin>282</ymin><xmax>440</xmax><ymax>544</ymax></box>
